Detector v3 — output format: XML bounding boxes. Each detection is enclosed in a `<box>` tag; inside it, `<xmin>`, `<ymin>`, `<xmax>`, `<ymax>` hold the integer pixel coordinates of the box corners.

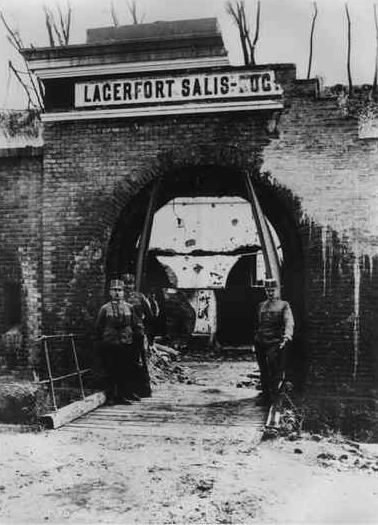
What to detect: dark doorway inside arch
<box><xmin>216</xmin><ymin>255</ymin><xmax>264</xmax><ymax>346</ymax></box>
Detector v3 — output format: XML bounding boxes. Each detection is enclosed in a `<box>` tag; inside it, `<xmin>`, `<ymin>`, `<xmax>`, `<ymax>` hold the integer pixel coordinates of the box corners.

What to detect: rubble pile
<box><xmin>314</xmin><ymin>439</ymin><xmax>378</xmax><ymax>473</ymax></box>
<box><xmin>148</xmin><ymin>342</ymin><xmax>193</xmax><ymax>385</ymax></box>
<box><xmin>279</xmin><ymin>433</ymin><xmax>378</xmax><ymax>474</ymax></box>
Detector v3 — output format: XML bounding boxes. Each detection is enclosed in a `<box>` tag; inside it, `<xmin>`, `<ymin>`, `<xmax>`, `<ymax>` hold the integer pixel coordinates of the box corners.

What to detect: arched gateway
<box><xmin>0</xmin><ymin>17</ymin><xmax>374</xmax><ymax>434</ymax></box>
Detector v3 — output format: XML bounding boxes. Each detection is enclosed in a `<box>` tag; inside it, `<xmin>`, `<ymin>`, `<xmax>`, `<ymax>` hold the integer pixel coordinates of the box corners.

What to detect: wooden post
<box><xmin>43</xmin><ymin>337</ymin><xmax>58</xmax><ymax>412</ymax></box>
<box><xmin>135</xmin><ymin>178</ymin><xmax>161</xmax><ymax>292</ymax></box>
<box><xmin>307</xmin><ymin>2</ymin><xmax>318</xmax><ymax>79</ymax></box>
<box><xmin>70</xmin><ymin>335</ymin><xmax>86</xmax><ymax>400</ymax></box>
<box><xmin>244</xmin><ymin>173</ymin><xmax>281</xmax><ymax>292</ymax></box>
<box><xmin>345</xmin><ymin>3</ymin><xmax>353</xmax><ymax>95</ymax></box>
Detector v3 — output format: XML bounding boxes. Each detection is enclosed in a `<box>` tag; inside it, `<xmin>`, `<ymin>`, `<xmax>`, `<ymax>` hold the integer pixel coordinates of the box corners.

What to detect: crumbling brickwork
<box><xmin>262</xmin><ymin>92</ymin><xmax>378</xmax><ymax>398</ymax></box>
<box><xmin>0</xmin><ymin>148</ymin><xmax>42</xmax><ymax>378</ymax></box>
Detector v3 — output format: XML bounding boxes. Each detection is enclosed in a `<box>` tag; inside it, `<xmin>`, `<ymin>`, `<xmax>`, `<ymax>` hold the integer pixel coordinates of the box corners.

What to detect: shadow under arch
<box><xmin>216</xmin><ymin>254</ymin><xmax>265</xmax><ymax>347</ymax></box>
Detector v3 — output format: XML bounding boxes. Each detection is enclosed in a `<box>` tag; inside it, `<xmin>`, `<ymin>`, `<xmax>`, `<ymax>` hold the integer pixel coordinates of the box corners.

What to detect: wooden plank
<box><xmin>245</xmin><ymin>173</ymin><xmax>281</xmax><ymax>291</ymax></box>
<box><xmin>135</xmin><ymin>178</ymin><xmax>161</xmax><ymax>290</ymax></box>
<box><xmin>91</xmin><ymin>407</ymin><xmax>265</xmax><ymax>416</ymax></box>
<box><xmin>39</xmin><ymin>391</ymin><xmax>106</xmax><ymax>429</ymax></box>
<box><xmin>66</xmin><ymin>418</ymin><xmax>264</xmax><ymax>429</ymax></box>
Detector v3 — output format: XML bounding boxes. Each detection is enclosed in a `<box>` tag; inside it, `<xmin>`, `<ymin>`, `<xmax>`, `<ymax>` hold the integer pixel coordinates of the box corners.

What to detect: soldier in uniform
<box><xmin>95</xmin><ymin>279</ymin><xmax>144</xmax><ymax>405</ymax></box>
<box><xmin>254</xmin><ymin>278</ymin><xmax>294</xmax><ymax>405</ymax></box>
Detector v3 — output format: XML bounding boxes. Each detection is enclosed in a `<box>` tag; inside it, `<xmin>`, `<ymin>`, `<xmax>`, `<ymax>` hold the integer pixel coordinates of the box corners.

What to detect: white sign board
<box><xmin>75</xmin><ymin>70</ymin><xmax>282</xmax><ymax>108</ymax></box>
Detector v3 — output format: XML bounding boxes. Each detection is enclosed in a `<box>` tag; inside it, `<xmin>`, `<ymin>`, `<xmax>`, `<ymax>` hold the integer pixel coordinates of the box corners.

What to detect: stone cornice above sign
<box><xmin>28</xmin><ymin>56</ymin><xmax>229</xmax><ymax>80</ymax></box>
<box><xmin>21</xmin><ymin>23</ymin><xmax>228</xmax><ymax>79</ymax></box>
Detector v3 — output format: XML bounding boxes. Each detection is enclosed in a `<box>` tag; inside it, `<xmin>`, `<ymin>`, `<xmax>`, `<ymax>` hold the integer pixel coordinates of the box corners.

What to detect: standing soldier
<box><xmin>254</xmin><ymin>278</ymin><xmax>294</xmax><ymax>405</ymax></box>
<box><xmin>95</xmin><ymin>279</ymin><xmax>144</xmax><ymax>405</ymax></box>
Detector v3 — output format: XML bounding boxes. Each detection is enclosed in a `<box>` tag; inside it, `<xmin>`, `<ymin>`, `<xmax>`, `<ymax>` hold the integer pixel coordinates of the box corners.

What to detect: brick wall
<box><xmin>263</xmin><ymin>93</ymin><xmax>378</xmax><ymax>399</ymax></box>
<box><xmin>1</xmin><ymin>70</ymin><xmax>378</xmax><ymax>430</ymax></box>
<box><xmin>0</xmin><ymin>147</ymin><xmax>43</xmax><ymax>377</ymax></box>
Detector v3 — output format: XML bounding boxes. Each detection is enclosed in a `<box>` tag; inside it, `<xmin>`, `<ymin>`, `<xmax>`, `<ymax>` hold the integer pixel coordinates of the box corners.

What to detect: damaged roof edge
<box><xmin>20</xmin><ymin>34</ymin><xmax>227</xmax><ymax>62</ymax></box>
<box><xmin>86</xmin><ymin>18</ymin><xmax>222</xmax><ymax>44</ymax></box>
<box><xmin>20</xmin><ymin>18</ymin><xmax>227</xmax><ymax>62</ymax></box>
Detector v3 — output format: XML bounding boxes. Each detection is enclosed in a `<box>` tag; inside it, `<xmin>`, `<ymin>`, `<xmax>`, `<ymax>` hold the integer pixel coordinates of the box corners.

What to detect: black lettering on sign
<box><xmin>155</xmin><ymin>80</ymin><xmax>165</xmax><ymax>98</ymax></box>
<box><xmin>84</xmin><ymin>85</ymin><xmax>91</xmax><ymax>103</ymax></box>
<box><xmin>192</xmin><ymin>78</ymin><xmax>202</xmax><ymax>96</ymax></box>
<box><xmin>134</xmin><ymin>81</ymin><xmax>143</xmax><ymax>100</ymax></box>
<box><xmin>220</xmin><ymin>76</ymin><xmax>229</xmax><ymax>95</ymax></box>
<box><xmin>204</xmin><ymin>77</ymin><xmax>212</xmax><ymax>96</ymax></box>
<box><xmin>113</xmin><ymin>83</ymin><xmax>121</xmax><ymax>101</ymax></box>
<box><xmin>92</xmin><ymin>84</ymin><xmax>101</xmax><ymax>103</ymax></box>
<box><xmin>181</xmin><ymin>78</ymin><xmax>190</xmax><ymax>97</ymax></box>
<box><xmin>261</xmin><ymin>73</ymin><xmax>272</xmax><ymax>91</ymax></box>
<box><xmin>165</xmin><ymin>79</ymin><xmax>175</xmax><ymax>98</ymax></box>
<box><xmin>123</xmin><ymin>82</ymin><xmax>132</xmax><ymax>100</ymax></box>
<box><xmin>250</xmin><ymin>75</ymin><xmax>259</xmax><ymax>92</ymax></box>
<box><xmin>144</xmin><ymin>81</ymin><xmax>152</xmax><ymax>99</ymax></box>
<box><xmin>103</xmin><ymin>83</ymin><xmax>111</xmax><ymax>101</ymax></box>
<box><xmin>213</xmin><ymin>76</ymin><xmax>218</xmax><ymax>95</ymax></box>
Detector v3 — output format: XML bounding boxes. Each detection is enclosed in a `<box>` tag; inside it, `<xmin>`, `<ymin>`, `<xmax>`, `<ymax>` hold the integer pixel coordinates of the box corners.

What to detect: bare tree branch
<box><xmin>43</xmin><ymin>4</ymin><xmax>72</xmax><ymax>46</ymax></box>
<box><xmin>6</xmin><ymin>34</ymin><xmax>21</xmax><ymax>53</ymax></box>
<box><xmin>373</xmin><ymin>4</ymin><xmax>378</xmax><ymax>99</ymax></box>
<box><xmin>226</xmin><ymin>1</ymin><xmax>249</xmax><ymax>65</ymax></box>
<box><xmin>51</xmin><ymin>15</ymin><xmax>65</xmax><ymax>46</ymax></box>
<box><xmin>1</xmin><ymin>10</ymin><xmax>46</xmax><ymax>109</ymax></box>
<box><xmin>345</xmin><ymin>3</ymin><xmax>353</xmax><ymax>94</ymax></box>
<box><xmin>252</xmin><ymin>0</ymin><xmax>261</xmax><ymax>47</ymax></box>
<box><xmin>110</xmin><ymin>2</ymin><xmax>119</xmax><ymax>26</ymax></box>
<box><xmin>307</xmin><ymin>2</ymin><xmax>318</xmax><ymax>79</ymax></box>
<box><xmin>226</xmin><ymin>0</ymin><xmax>260</xmax><ymax>66</ymax></box>
<box><xmin>250</xmin><ymin>0</ymin><xmax>261</xmax><ymax>66</ymax></box>
<box><xmin>1</xmin><ymin>11</ymin><xmax>24</xmax><ymax>49</ymax></box>
<box><xmin>127</xmin><ymin>0</ymin><xmax>144</xmax><ymax>24</ymax></box>
<box><xmin>57</xmin><ymin>3</ymin><xmax>71</xmax><ymax>45</ymax></box>
<box><xmin>9</xmin><ymin>61</ymin><xmax>37</xmax><ymax>110</ymax></box>
<box><xmin>242</xmin><ymin>3</ymin><xmax>254</xmax><ymax>61</ymax></box>
<box><xmin>43</xmin><ymin>7</ymin><xmax>55</xmax><ymax>47</ymax></box>
<box><xmin>66</xmin><ymin>4</ymin><xmax>72</xmax><ymax>44</ymax></box>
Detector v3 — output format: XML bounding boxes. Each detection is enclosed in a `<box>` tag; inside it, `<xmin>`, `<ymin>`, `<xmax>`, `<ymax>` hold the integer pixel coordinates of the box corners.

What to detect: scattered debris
<box><xmin>317</xmin><ymin>452</ymin><xmax>337</xmax><ymax>461</ymax></box>
<box><xmin>149</xmin><ymin>342</ymin><xmax>193</xmax><ymax>385</ymax></box>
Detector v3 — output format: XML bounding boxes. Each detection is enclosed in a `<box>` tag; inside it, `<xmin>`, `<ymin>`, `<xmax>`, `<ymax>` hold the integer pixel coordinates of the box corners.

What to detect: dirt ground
<box><xmin>1</xmin><ymin>359</ymin><xmax>378</xmax><ymax>524</ymax></box>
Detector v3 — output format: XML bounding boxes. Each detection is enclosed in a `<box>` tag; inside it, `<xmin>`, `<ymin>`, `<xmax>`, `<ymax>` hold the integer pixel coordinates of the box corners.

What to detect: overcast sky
<box><xmin>0</xmin><ymin>0</ymin><xmax>377</xmax><ymax>109</ymax></box>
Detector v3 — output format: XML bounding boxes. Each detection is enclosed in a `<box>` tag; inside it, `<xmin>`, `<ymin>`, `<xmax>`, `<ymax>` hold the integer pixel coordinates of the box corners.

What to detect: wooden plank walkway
<box><xmin>61</xmin><ymin>374</ymin><xmax>266</xmax><ymax>438</ymax></box>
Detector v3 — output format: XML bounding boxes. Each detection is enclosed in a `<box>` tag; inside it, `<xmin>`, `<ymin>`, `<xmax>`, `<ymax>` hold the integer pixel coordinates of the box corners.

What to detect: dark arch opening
<box><xmin>216</xmin><ymin>254</ymin><xmax>266</xmax><ymax>347</ymax></box>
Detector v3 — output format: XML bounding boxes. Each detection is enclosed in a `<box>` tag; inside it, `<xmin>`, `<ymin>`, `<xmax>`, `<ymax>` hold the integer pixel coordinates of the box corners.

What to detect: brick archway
<box><xmin>106</xmin><ymin>155</ymin><xmax>307</xmax><ymax>389</ymax></box>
